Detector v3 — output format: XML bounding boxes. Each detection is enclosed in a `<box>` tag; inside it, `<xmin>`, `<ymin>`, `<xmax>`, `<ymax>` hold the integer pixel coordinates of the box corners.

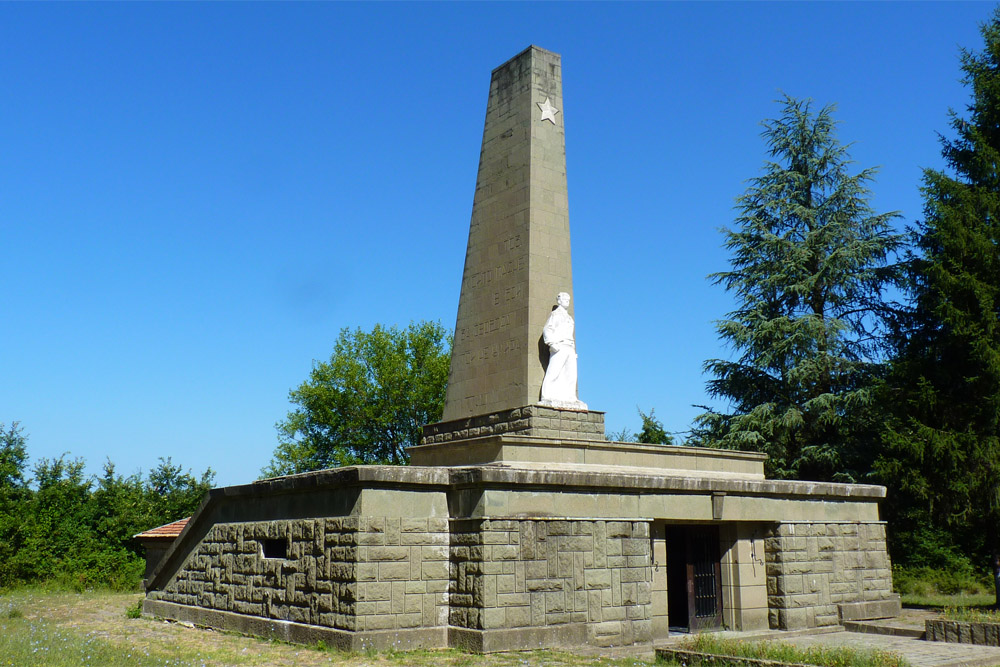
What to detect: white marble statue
<box><xmin>540</xmin><ymin>292</ymin><xmax>587</xmax><ymax>410</ymax></box>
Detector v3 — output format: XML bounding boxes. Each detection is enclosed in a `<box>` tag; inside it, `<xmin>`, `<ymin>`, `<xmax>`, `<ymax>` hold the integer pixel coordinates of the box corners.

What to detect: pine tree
<box><xmin>877</xmin><ymin>10</ymin><xmax>1000</xmax><ymax>598</ymax></box>
<box><xmin>695</xmin><ymin>96</ymin><xmax>902</xmax><ymax>482</ymax></box>
<box><xmin>637</xmin><ymin>408</ymin><xmax>673</xmax><ymax>445</ymax></box>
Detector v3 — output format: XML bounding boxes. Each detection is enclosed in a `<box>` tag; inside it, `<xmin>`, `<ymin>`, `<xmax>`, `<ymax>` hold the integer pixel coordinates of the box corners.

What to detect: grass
<box><xmin>940</xmin><ymin>606</ymin><xmax>1000</xmax><ymax>623</ymax></box>
<box><xmin>679</xmin><ymin>634</ymin><xmax>909</xmax><ymax>667</ymax></box>
<box><xmin>901</xmin><ymin>592</ymin><xmax>995</xmax><ymax>608</ymax></box>
<box><xmin>0</xmin><ymin>592</ymin><xmax>220</xmax><ymax>667</ymax></box>
<box><xmin>24</xmin><ymin>583</ymin><xmax>1000</xmax><ymax>667</ymax></box>
<box><xmin>0</xmin><ymin>621</ymin><xmax>200</xmax><ymax>667</ymax></box>
<box><xmin>0</xmin><ymin>588</ymin><xmax>658</xmax><ymax>667</ymax></box>
<box><xmin>893</xmin><ymin>565</ymin><xmax>994</xmax><ymax>609</ymax></box>
<box><xmin>125</xmin><ymin>599</ymin><xmax>143</xmax><ymax>620</ymax></box>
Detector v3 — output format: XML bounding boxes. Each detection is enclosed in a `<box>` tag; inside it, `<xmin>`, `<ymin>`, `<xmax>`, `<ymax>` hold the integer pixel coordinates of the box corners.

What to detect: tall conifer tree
<box><xmin>878</xmin><ymin>10</ymin><xmax>1000</xmax><ymax>597</ymax></box>
<box><xmin>695</xmin><ymin>96</ymin><xmax>902</xmax><ymax>482</ymax></box>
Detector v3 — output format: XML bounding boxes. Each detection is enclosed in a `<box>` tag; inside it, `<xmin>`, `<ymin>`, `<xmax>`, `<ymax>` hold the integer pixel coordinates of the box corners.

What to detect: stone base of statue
<box><xmin>420</xmin><ymin>404</ymin><xmax>604</xmax><ymax>445</ymax></box>
<box><xmin>539</xmin><ymin>398</ymin><xmax>588</xmax><ymax>411</ymax></box>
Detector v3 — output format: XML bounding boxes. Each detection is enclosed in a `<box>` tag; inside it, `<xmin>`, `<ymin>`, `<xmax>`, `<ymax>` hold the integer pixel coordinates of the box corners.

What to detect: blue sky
<box><xmin>1</xmin><ymin>2</ymin><xmax>991</xmax><ymax>487</ymax></box>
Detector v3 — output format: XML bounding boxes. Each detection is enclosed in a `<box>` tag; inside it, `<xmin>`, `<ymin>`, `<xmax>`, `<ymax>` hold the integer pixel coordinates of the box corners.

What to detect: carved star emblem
<box><xmin>537</xmin><ymin>97</ymin><xmax>560</xmax><ymax>124</ymax></box>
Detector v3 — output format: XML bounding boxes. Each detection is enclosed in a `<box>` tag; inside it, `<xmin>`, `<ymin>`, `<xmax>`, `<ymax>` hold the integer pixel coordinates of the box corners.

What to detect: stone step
<box><xmin>844</xmin><ymin>619</ymin><xmax>924</xmax><ymax>639</ymax></box>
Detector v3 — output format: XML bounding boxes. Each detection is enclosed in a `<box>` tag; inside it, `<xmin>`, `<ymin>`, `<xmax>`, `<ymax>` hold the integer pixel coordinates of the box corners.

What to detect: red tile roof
<box><xmin>134</xmin><ymin>517</ymin><xmax>190</xmax><ymax>540</ymax></box>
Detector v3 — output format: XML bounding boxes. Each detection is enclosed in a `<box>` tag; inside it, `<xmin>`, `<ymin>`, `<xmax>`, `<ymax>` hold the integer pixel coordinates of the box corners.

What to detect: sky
<box><xmin>1</xmin><ymin>2</ymin><xmax>992</xmax><ymax>487</ymax></box>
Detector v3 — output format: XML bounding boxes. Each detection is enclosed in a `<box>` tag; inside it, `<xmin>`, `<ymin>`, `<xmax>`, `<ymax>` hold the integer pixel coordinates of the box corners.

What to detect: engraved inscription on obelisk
<box><xmin>442</xmin><ymin>46</ymin><xmax>575</xmax><ymax>421</ymax></box>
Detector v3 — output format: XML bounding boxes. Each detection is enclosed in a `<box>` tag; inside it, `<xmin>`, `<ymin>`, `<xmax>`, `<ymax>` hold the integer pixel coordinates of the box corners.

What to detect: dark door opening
<box><xmin>665</xmin><ymin>525</ymin><xmax>723</xmax><ymax>631</ymax></box>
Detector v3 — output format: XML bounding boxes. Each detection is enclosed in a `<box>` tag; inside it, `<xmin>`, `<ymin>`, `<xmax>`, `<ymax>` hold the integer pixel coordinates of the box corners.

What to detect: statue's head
<box><xmin>556</xmin><ymin>292</ymin><xmax>571</xmax><ymax>309</ymax></box>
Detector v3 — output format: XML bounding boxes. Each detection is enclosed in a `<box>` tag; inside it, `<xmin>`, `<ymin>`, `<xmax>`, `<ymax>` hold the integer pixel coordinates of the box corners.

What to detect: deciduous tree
<box><xmin>0</xmin><ymin>422</ymin><xmax>28</xmax><ymax>587</ymax></box>
<box><xmin>264</xmin><ymin>321</ymin><xmax>451</xmax><ymax>476</ymax></box>
<box><xmin>0</xmin><ymin>422</ymin><xmax>215</xmax><ymax>589</ymax></box>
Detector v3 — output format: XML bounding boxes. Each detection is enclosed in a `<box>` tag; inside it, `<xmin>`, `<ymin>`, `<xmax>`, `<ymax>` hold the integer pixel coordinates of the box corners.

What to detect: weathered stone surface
<box><xmin>764</xmin><ymin>522</ymin><xmax>894</xmax><ymax>630</ymax></box>
<box><xmin>442</xmin><ymin>46</ymin><xmax>575</xmax><ymax>421</ymax></box>
<box><xmin>149</xmin><ymin>515</ymin><xmax>450</xmax><ymax>635</ymax></box>
<box><xmin>446</xmin><ymin>517</ymin><xmax>650</xmax><ymax>645</ymax></box>
<box><xmin>145</xmin><ymin>599</ymin><xmax>447</xmax><ymax>651</ymax></box>
<box><xmin>421</xmin><ymin>406</ymin><xmax>606</xmax><ymax>445</ymax></box>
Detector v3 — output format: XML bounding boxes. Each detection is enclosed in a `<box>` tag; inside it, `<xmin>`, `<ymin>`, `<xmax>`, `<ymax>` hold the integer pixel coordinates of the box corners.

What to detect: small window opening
<box><xmin>261</xmin><ymin>538</ymin><xmax>288</xmax><ymax>559</ymax></box>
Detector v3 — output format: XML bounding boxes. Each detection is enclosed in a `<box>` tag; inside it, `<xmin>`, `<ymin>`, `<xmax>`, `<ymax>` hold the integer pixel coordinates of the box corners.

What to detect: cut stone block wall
<box><xmin>150</xmin><ymin>513</ymin><xmax>652</xmax><ymax>649</ymax></box>
<box><xmin>149</xmin><ymin>516</ymin><xmax>450</xmax><ymax>634</ymax></box>
<box><xmin>450</xmin><ymin>518</ymin><xmax>652</xmax><ymax>647</ymax></box>
<box><xmin>763</xmin><ymin>521</ymin><xmax>892</xmax><ymax>630</ymax></box>
<box><xmin>142</xmin><ymin>460</ymin><xmax>891</xmax><ymax>650</ymax></box>
<box><xmin>926</xmin><ymin>619</ymin><xmax>1000</xmax><ymax>645</ymax></box>
<box><xmin>355</xmin><ymin>517</ymin><xmax>450</xmax><ymax>632</ymax></box>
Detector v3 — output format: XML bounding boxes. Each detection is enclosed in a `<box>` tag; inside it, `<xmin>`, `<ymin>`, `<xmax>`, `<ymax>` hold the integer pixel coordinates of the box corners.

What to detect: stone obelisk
<box><xmin>442</xmin><ymin>46</ymin><xmax>576</xmax><ymax>421</ymax></box>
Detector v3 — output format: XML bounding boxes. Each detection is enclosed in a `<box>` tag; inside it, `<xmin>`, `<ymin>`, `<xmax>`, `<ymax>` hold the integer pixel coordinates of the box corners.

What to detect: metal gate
<box><xmin>687</xmin><ymin>526</ymin><xmax>723</xmax><ymax>630</ymax></box>
<box><xmin>666</xmin><ymin>525</ymin><xmax>723</xmax><ymax>631</ymax></box>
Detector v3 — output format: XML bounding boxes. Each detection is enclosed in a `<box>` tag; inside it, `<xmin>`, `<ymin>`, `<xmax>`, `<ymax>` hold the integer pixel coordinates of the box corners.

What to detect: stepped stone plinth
<box><xmin>421</xmin><ymin>405</ymin><xmax>605</xmax><ymax>445</ymax></box>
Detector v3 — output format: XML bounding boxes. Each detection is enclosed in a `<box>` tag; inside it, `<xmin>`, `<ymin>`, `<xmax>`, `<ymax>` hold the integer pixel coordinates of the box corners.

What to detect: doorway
<box><xmin>665</xmin><ymin>525</ymin><xmax>723</xmax><ymax>631</ymax></box>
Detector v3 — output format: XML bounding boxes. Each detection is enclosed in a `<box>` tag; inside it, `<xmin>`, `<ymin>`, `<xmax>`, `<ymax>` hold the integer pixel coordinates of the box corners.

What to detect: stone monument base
<box><xmin>420</xmin><ymin>405</ymin><xmax>605</xmax><ymax>445</ymax></box>
<box><xmin>141</xmin><ymin>461</ymin><xmax>895</xmax><ymax>653</ymax></box>
<box><xmin>408</xmin><ymin>434</ymin><xmax>767</xmax><ymax>475</ymax></box>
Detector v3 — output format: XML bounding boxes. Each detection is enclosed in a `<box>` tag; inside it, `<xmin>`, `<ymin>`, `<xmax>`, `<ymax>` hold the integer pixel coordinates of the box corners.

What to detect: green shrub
<box><xmin>889</xmin><ymin>527</ymin><xmax>979</xmax><ymax>574</ymax></box>
<box><xmin>0</xmin><ymin>430</ymin><xmax>214</xmax><ymax>592</ymax></box>
<box><xmin>125</xmin><ymin>599</ymin><xmax>143</xmax><ymax>619</ymax></box>
<box><xmin>893</xmin><ymin>565</ymin><xmax>992</xmax><ymax>597</ymax></box>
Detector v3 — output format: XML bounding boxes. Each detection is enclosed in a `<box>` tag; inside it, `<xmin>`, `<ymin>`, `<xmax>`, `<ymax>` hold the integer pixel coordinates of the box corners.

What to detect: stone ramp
<box><xmin>843</xmin><ymin>607</ymin><xmax>933</xmax><ymax>639</ymax></box>
<box><xmin>844</xmin><ymin>619</ymin><xmax>925</xmax><ymax>638</ymax></box>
